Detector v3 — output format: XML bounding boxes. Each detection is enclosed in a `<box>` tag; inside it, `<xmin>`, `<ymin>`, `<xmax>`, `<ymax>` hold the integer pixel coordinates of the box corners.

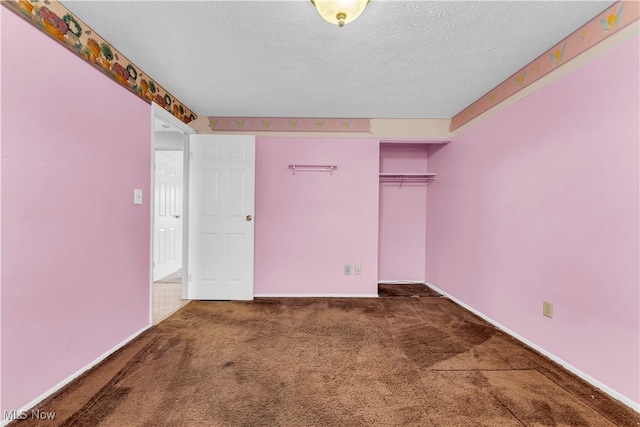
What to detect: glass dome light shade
<box><xmin>311</xmin><ymin>0</ymin><xmax>370</xmax><ymax>27</ymax></box>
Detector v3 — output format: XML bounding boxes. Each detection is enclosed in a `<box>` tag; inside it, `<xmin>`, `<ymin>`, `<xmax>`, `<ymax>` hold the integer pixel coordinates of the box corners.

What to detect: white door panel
<box><xmin>188</xmin><ymin>135</ymin><xmax>255</xmax><ymax>300</ymax></box>
<box><xmin>153</xmin><ymin>151</ymin><xmax>184</xmax><ymax>281</ymax></box>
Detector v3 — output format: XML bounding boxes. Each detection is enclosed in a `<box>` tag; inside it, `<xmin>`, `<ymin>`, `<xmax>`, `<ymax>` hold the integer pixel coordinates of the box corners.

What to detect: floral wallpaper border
<box><xmin>3</xmin><ymin>0</ymin><xmax>197</xmax><ymax>124</ymax></box>
<box><xmin>450</xmin><ymin>1</ymin><xmax>639</xmax><ymax>132</ymax></box>
<box><xmin>208</xmin><ymin>117</ymin><xmax>371</xmax><ymax>133</ymax></box>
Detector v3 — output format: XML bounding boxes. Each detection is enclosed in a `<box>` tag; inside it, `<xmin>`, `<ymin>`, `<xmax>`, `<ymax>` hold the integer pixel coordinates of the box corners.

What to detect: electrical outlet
<box><xmin>344</xmin><ymin>264</ymin><xmax>351</xmax><ymax>275</ymax></box>
<box><xmin>354</xmin><ymin>265</ymin><xmax>361</xmax><ymax>275</ymax></box>
<box><xmin>543</xmin><ymin>301</ymin><xmax>553</xmax><ymax>318</ymax></box>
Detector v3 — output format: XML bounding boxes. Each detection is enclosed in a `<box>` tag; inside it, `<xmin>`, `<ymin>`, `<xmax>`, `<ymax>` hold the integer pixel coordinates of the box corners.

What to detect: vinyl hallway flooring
<box><xmin>152</xmin><ymin>271</ymin><xmax>189</xmax><ymax>324</ymax></box>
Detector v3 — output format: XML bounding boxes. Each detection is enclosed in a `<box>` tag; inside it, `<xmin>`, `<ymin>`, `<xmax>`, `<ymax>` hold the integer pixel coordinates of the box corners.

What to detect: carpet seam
<box><xmin>381</xmin><ymin>293</ymin><xmax>533</xmax><ymax>427</ymax></box>
<box><xmin>533</xmin><ymin>367</ymin><xmax>624</xmax><ymax>427</ymax></box>
<box><xmin>380</xmin><ymin>294</ymin><xmax>635</xmax><ymax>425</ymax></box>
<box><xmin>490</xmin><ymin>391</ymin><xmax>528</xmax><ymax>427</ymax></box>
<box><xmin>62</xmin><ymin>336</ymin><xmax>163</xmax><ymax>426</ymax></box>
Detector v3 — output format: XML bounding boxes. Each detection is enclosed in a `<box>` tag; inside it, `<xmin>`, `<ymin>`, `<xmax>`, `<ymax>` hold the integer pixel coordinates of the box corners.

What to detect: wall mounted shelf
<box><xmin>288</xmin><ymin>164</ymin><xmax>337</xmax><ymax>175</ymax></box>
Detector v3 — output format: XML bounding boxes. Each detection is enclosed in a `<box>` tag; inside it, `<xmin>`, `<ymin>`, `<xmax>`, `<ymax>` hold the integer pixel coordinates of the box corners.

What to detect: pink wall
<box><xmin>255</xmin><ymin>137</ymin><xmax>379</xmax><ymax>296</ymax></box>
<box><xmin>378</xmin><ymin>145</ymin><xmax>428</xmax><ymax>281</ymax></box>
<box><xmin>1</xmin><ymin>11</ymin><xmax>151</xmax><ymax>414</ymax></box>
<box><xmin>426</xmin><ymin>36</ymin><xmax>639</xmax><ymax>405</ymax></box>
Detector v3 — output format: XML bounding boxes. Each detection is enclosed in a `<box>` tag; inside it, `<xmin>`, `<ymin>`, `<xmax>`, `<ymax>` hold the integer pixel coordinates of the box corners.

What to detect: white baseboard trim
<box><xmin>1</xmin><ymin>324</ymin><xmax>152</xmax><ymax>426</ymax></box>
<box><xmin>424</xmin><ymin>282</ymin><xmax>640</xmax><ymax>413</ymax></box>
<box><xmin>254</xmin><ymin>293</ymin><xmax>379</xmax><ymax>298</ymax></box>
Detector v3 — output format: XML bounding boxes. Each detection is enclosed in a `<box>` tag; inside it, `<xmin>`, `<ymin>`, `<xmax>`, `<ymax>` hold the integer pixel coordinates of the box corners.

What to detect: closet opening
<box><xmin>377</xmin><ymin>139</ymin><xmax>449</xmax><ymax>297</ymax></box>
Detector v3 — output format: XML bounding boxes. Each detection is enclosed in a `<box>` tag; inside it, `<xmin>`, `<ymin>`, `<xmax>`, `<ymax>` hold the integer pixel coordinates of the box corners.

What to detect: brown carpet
<box><xmin>378</xmin><ymin>283</ymin><xmax>442</xmax><ymax>298</ymax></box>
<box><xmin>15</xmin><ymin>291</ymin><xmax>640</xmax><ymax>426</ymax></box>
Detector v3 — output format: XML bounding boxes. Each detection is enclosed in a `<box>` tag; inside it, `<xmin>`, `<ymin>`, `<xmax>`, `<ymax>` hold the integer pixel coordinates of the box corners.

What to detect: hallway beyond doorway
<box><xmin>152</xmin><ymin>270</ymin><xmax>189</xmax><ymax>324</ymax></box>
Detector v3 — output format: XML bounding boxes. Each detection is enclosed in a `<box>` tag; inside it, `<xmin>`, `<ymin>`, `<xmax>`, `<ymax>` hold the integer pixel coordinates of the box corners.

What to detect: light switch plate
<box><xmin>134</xmin><ymin>189</ymin><xmax>143</xmax><ymax>205</ymax></box>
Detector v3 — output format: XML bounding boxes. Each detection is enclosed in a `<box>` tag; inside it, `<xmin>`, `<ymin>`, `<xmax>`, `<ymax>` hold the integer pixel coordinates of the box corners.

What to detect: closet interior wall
<box><xmin>378</xmin><ymin>144</ymin><xmax>430</xmax><ymax>282</ymax></box>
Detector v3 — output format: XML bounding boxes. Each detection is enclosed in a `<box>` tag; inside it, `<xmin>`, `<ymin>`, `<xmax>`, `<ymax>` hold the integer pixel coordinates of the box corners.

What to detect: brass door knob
<box><xmin>246</xmin><ymin>215</ymin><xmax>253</xmax><ymax>221</ymax></box>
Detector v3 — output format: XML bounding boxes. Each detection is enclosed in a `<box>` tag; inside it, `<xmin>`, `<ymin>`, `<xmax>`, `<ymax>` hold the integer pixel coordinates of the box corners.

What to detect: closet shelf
<box><xmin>379</xmin><ymin>139</ymin><xmax>450</xmax><ymax>146</ymax></box>
<box><xmin>379</xmin><ymin>173</ymin><xmax>436</xmax><ymax>179</ymax></box>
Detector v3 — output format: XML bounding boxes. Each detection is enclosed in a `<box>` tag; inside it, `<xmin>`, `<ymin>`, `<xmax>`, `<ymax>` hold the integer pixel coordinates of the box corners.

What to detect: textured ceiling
<box><xmin>62</xmin><ymin>1</ymin><xmax>614</xmax><ymax>118</ymax></box>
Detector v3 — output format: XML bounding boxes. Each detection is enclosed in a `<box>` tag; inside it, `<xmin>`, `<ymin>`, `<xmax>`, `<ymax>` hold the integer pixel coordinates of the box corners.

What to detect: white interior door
<box><xmin>188</xmin><ymin>134</ymin><xmax>255</xmax><ymax>300</ymax></box>
<box><xmin>153</xmin><ymin>151</ymin><xmax>184</xmax><ymax>281</ymax></box>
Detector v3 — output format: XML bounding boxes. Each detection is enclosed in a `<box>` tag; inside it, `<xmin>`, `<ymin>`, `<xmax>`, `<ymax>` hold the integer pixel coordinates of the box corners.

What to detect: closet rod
<box><xmin>379</xmin><ymin>173</ymin><xmax>436</xmax><ymax>188</ymax></box>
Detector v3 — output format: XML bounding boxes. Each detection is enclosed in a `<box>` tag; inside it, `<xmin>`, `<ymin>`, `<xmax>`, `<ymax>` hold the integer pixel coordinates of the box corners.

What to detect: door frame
<box><xmin>150</xmin><ymin>103</ymin><xmax>196</xmax><ymax>324</ymax></box>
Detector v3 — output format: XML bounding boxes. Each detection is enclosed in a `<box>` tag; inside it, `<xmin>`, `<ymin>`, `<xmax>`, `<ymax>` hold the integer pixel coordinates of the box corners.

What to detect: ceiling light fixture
<box><xmin>311</xmin><ymin>0</ymin><xmax>370</xmax><ymax>27</ymax></box>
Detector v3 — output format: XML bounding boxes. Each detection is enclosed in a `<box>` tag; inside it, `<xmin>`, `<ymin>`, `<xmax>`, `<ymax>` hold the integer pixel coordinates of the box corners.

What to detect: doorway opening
<box><xmin>152</xmin><ymin>147</ymin><xmax>186</xmax><ymax>323</ymax></box>
<box><xmin>150</xmin><ymin>104</ymin><xmax>195</xmax><ymax>324</ymax></box>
